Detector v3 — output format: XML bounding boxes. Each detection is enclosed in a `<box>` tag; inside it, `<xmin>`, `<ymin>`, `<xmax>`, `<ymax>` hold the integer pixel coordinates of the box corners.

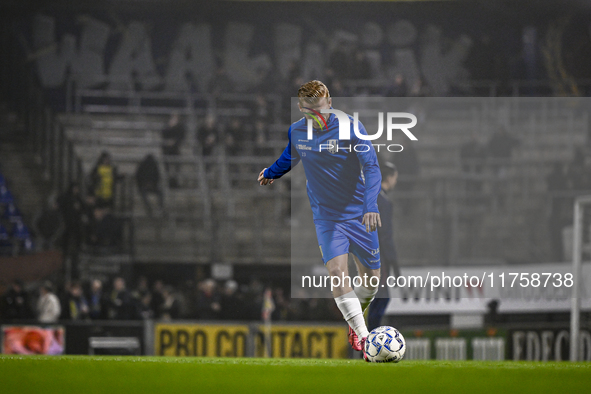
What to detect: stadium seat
<box><xmin>12</xmin><ymin>220</ymin><xmax>31</xmax><ymax>240</ymax></box>
<box><xmin>3</xmin><ymin>203</ymin><xmax>22</xmax><ymax>223</ymax></box>
<box><xmin>0</xmin><ymin>184</ymin><xmax>14</xmax><ymax>205</ymax></box>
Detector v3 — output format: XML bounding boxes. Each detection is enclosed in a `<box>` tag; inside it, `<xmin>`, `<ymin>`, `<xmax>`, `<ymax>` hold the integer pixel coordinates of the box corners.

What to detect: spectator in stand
<box><xmin>130</xmin><ymin>276</ymin><xmax>154</xmax><ymax>319</ymax></box>
<box><xmin>161</xmin><ymin>113</ymin><xmax>186</xmax><ymax>188</ymax></box>
<box><xmin>135</xmin><ymin>154</ymin><xmax>164</xmax><ymax>216</ymax></box>
<box><xmin>88</xmin><ymin>279</ymin><xmax>108</xmax><ymax>320</ymax></box>
<box><xmin>409</xmin><ymin>77</ymin><xmax>431</xmax><ymax>97</ymax></box>
<box><xmin>220</xmin><ymin>280</ymin><xmax>243</xmax><ymax>320</ymax></box>
<box><xmin>58</xmin><ymin>182</ymin><xmax>86</xmax><ymax>264</ymax></box>
<box><xmin>159</xmin><ymin>286</ymin><xmax>180</xmax><ymax>321</ymax></box>
<box><xmin>198</xmin><ymin>115</ymin><xmax>218</xmax><ymax>156</ymax></box>
<box><xmin>224</xmin><ymin>118</ymin><xmax>248</xmax><ymax>156</ymax></box>
<box><xmin>384</xmin><ymin>74</ymin><xmax>408</xmax><ymax>97</ymax></box>
<box><xmin>61</xmin><ymin>281</ymin><xmax>89</xmax><ymax>320</ymax></box>
<box><xmin>350</xmin><ymin>49</ymin><xmax>372</xmax><ymax>80</ymax></box>
<box><xmin>33</xmin><ymin>194</ymin><xmax>64</xmax><ymax>250</ymax></box>
<box><xmin>330</xmin><ymin>79</ymin><xmax>350</xmax><ymax>97</ymax></box>
<box><xmin>487</xmin><ymin>127</ymin><xmax>521</xmax><ymax>175</ymax></box>
<box><xmin>194</xmin><ymin>279</ymin><xmax>220</xmax><ymax>320</ymax></box>
<box><xmin>137</xmin><ymin>291</ymin><xmax>154</xmax><ymax>320</ymax></box>
<box><xmin>271</xmin><ymin>287</ymin><xmax>289</xmax><ymax>321</ymax></box>
<box><xmin>1</xmin><ymin>279</ymin><xmax>33</xmax><ymax>320</ymax></box>
<box><xmin>150</xmin><ymin>280</ymin><xmax>165</xmax><ymax>319</ymax></box>
<box><xmin>243</xmin><ymin>278</ymin><xmax>264</xmax><ymax>320</ymax></box>
<box><xmin>176</xmin><ymin>280</ymin><xmax>195</xmax><ymax>318</ymax></box>
<box><xmin>107</xmin><ymin>277</ymin><xmax>135</xmax><ymax>320</ymax></box>
<box><xmin>90</xmin><ymin>152</ymin><xmax>120</xmax><ymax>208</ymax></box>
<box><xmin>37</xmin><ymin>281</ymin><xmax>61</xmax><ymax>323</ymax></box>
<box><xmin>132</xmin><ymin>276</ymin><xmax>151</xmax><ymax>300</ymax></box>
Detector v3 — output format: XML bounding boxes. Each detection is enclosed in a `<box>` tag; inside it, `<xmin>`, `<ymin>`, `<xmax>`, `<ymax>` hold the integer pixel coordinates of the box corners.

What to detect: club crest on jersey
<box><xmin>327</xmin><ymin>139</ymin><xmax>338</xmax><ymax>154</ymax></box>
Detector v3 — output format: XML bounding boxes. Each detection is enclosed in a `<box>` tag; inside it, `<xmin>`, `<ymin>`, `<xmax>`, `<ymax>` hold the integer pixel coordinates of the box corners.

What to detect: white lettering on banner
<box><xmin>511</xmin><ymin>330</ymin><xmax>591</xmax><ymax>361</ymax></box>
<box><xmin>31</xmin><ymin>15</ymin><xmax>471</xmax><ymax>94</ymax></box>
<box><xmin>108</xmin><ymin>22</ymin><xmax>160</xmax><ymax>91</ymax></box>
<box><xmin>164</xmin><ymin>23</ymin><xmax>215</xmax><ymax>93</ymax></box>
<box><xmin>385</xmin><ymin>263</ymin><xmax>591</xmax><ymax>315</ymax></box>
<box><xmin>32</xmin><ymin>15</ymin><xmax>110</xmax><ymax>88</ymax></box>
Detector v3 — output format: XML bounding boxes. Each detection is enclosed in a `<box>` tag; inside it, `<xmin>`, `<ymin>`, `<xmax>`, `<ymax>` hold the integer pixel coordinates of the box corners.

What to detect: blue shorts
<box><xmin>314</xmin><ymin>218</ymin><xmax>381</xmax><ymax>269</ymax></box>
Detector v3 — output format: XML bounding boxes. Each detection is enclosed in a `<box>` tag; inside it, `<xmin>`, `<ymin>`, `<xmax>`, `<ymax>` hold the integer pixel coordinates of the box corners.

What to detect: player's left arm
<box><xmin>353</xmin><ymin>121</ymin><xmax>382</xmax><ymax>232</ymax></box>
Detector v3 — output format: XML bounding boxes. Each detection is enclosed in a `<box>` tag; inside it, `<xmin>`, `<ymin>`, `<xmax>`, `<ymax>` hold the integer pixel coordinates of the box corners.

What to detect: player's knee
<box><xmin>368</xmin><ymin>273</ymin><xmax>380</xmax><ymax>289</ymax></box>
<box><xmin>327</xmin><ymin>264</ymin><xmax>344</xmax><ymax>279</ymax></box>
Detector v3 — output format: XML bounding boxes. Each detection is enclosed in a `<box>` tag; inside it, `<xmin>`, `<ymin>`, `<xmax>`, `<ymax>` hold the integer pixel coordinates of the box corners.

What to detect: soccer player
<box><xmin>368</xmin><ymin>162</ymin><xmax>401</xmax><ymax>331</ymax></box>
<box><xmin>258</xmin><ymin>80</ymin><xmax>381</xmax><ymax>360</ymax></box>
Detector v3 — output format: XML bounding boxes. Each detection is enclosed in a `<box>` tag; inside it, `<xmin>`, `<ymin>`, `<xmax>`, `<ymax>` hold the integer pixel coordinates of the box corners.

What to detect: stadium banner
<box><xmin>398</xmin><ymin>327</ymin><xmax>591</xmax><ymax>361</ymax></box>
<box><xmin>508</xmin><ymin>328</ymin><xmax>591</xmax><ymax>361</ymax></box>
<box><xmin>399</xmin><ymin>328</ymin><xmax>507</xmax><ymax>361</ymax></box>
<box><xmin>64</xmin><ymin>321</ymin><xmax>145</xmax><ymax>355</ymax></box>
<box><xmin>253</xmin><ymin>324</ymin><xmax>349</xmax><ymax>359</ymax></box>
<box><xmin>156</xmin><ymin>323</ymin><xmax>249</xmax><ymax>357</ymax></box>
<box><xmin>155</xmin><ymin>323</ymin><xmax>348</xmax><ymax>358</ymax></box>
<box><xmin>27</xmin><ymin>5</ymin><xmax>477</xmax><ymax>96</ymax></box>
<box><xmin>385</xmin><ymin>263</ymin><xmax>591</xmax><ymax>314</ymax></box>
<box><xmin>1</xmin><ymin>325</ymin><xmax>65</xmax><ymax>355</ymax></box>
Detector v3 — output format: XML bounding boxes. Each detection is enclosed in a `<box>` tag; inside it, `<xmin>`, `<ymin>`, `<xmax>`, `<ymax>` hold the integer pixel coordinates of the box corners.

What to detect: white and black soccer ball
<box><xmin>364</xmin><ymin>326</ymin><xmax>405</xmax><ymax>363</ymax></box>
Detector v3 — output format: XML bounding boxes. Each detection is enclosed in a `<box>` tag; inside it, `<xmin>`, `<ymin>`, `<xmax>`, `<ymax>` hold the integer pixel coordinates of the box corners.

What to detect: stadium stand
<box><xmin>1</xmin><ymin>2</ymin><xmax>590</xmax><ymax>336</ymax></box>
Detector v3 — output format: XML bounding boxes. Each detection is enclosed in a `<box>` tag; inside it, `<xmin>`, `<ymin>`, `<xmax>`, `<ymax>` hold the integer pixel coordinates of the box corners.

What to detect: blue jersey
<box><xmin>264</xmin><ymin>111</ymin><xmax>381</xmax><ymax>221</ymax></box>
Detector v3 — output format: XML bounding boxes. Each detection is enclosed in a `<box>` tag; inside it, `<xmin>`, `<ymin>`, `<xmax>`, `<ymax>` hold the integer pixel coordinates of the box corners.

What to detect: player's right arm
<box><xmin>258</xmin><ymin>126</ymin><xmax>301</xmax><ymax>186</ymax></box>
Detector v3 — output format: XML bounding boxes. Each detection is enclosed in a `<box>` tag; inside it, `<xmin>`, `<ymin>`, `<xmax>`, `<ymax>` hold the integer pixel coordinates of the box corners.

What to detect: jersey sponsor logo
<box><xmin>296</xmin><ymin>144</ymin><xmax>312</xmax><ymax>151</ymax></box>
<box><xmin>156</xmin><ymin>323</ymin><xmax>348</xmax><ymax>358</ymax></box>
<box><xmin>327</xmin><ymin>139</ymin><xmax>338</xmax><ymax>154</ymax></box>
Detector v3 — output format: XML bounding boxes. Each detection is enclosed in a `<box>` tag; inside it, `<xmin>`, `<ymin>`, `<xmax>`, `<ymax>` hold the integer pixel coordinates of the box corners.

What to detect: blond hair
<box><xmin>298</xmin><ymin>80</ymin><xmax>330</xmax><ymax>106</ymax></box>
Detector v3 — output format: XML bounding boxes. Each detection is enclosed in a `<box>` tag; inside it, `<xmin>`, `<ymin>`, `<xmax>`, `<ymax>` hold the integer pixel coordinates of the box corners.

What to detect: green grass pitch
<box><xmin>1</xmin><ymin>355</ymin><xmax>590</xmax><ymax>394</ymax></box>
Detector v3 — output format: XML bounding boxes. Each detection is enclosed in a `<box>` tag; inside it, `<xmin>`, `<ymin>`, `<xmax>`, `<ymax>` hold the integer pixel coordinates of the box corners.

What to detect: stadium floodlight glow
<box><xmin>570</xmin><ymin>194</ymin><xmax>591</xmax><ymax>362</ymax></box>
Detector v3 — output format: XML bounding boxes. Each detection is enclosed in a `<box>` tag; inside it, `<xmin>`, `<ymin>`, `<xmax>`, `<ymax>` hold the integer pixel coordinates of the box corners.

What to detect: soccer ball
<box><xmin>364</xmin><ymin>326</ymin><xmax>405</xmax><ymax>363</ymax></box>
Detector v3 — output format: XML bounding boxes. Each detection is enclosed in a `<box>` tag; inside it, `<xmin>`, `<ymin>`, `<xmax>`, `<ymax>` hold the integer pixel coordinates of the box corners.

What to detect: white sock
<box><xmin>354</xmin><ymin>285</ymin><xmax>378</xmax><ymax>313</ymax></box>
<box><xmin>334</xmin><ymin>291</ymin><xmax>369</xmax><ymax>339</ymax></box>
